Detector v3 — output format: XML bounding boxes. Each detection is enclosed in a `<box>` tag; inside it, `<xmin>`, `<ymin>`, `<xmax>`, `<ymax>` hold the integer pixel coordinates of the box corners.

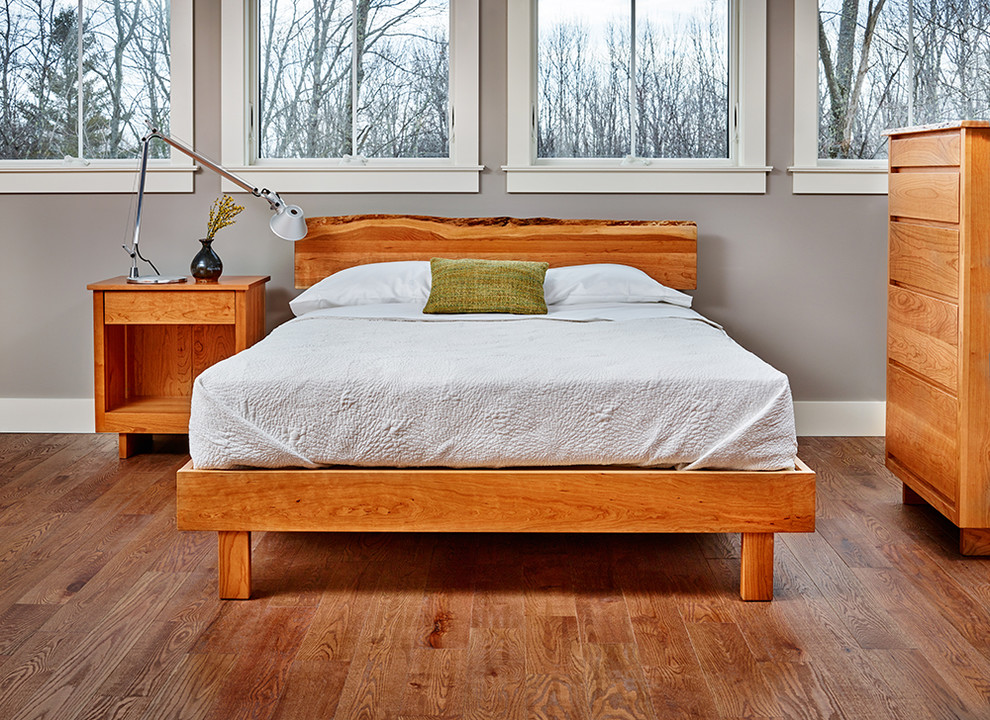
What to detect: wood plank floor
<box><xmin>1</xmin><ymin>434</ymin><xmax>989</xmax><ymax>719</ymax></box>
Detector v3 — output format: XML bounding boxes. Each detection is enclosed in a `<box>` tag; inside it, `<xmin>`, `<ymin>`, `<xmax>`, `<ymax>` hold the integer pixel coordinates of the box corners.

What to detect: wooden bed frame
<box><xmin>176</xmin><ymin>215</ymin><xmax>815</xmax><ymax>601</ymax></box>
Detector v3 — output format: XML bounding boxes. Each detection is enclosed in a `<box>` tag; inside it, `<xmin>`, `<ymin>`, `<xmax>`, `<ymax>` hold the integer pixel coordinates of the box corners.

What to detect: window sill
<box><xmin>0</xmin><ymin>164</ymin><xmax>195</xmax><ymax>194</ymax></box>
<box><xmin>501</xmin><ymin>166</ymin><xmax>772</xmax><ymax>194</ymax></box>
<box><xmin>219</xmin><ymin>165</ymin><xmax>485</xmax><ymax>194</ymax></box>
<box><xmin>789</xmin><ymin>166</ymin><xmax>887</xmax><ymax>195</ymax></box>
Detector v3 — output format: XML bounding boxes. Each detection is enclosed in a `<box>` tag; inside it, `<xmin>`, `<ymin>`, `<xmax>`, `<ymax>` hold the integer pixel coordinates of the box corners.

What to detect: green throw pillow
<box><xmin>423</xmin><ymin>257</ymin><xmax>550</xmax><ymax>314</ymax></box>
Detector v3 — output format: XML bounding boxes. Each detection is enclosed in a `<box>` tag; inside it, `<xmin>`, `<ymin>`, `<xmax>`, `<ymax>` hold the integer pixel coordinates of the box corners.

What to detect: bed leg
<box><xmin>218</xmin><ymin>531</ymin><xmax>251</xmax><ymax>599</ymax></box>
<box><xmin>740</xmin><ymin>532</ymin><xmax>774</xmax><ymax>601</ymax></box>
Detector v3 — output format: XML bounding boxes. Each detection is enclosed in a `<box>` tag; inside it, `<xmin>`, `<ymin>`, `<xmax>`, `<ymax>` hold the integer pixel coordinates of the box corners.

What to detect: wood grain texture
<box><xmin>178</xmin><ymin>460</ymin><xmax>815</xmax><ymax>601</ymax></box>
<box><xmin>889</xmin><ymin>132</ymin><xmax>961</xmax><ymax>167</ymax></box>
<box><xmin>886</xmin><ymin>363</ymin><xmax>959</xmax><ymax>509</ymax></box>
<box><xmin>295</xmin><ymin>214</ymin><xmax>698</xmax><ymax>289</ymax></box>
<box><xmin>105</xmin><ymin>291</ymin><xmax>235</xmax><ymax>325</ymax></box>
<box><xmin>89</xmin><ymin>277</ymin><xmax>268</xmax><ymax>451</ymax></box>
<box><xmin>2</xmin><ymin>434</ymin><xmax>990</xmax><ymax>719</ymax></box>
<box><xmin>177</xmin><ymin>463</ymin><xmax>815</xmax><ymax>534</ymax></box>
<box><xmin>888</xmin><ymin>221</ymin><xmax>960</xmax><ymax>299</ymax></box>
<box><xmin>217</xmin><ymin>531</ymin><xmax>251</xmax><ymax>600</ymax></box>
<box><xmin>886</xmin><ymin>286</ymin><xmax>958</xmax><ymax>390</ymax></box>
<box><xmin>957</xmin><ymin>126</ymin><xmax>990</xmax><ymax>530</ymax></box>
<box><xmin>886</xmin><ymin>124</ymin><xmax>990</xmax><ymax>543</ymax></box>
<box><xmin>959</xmin><ymin>528</ymin><xmax>990</xmax><ymax>556</ymax></box>
<box><xmin>888</xmin><ymin>172</ymin><xmax>959</xmax><ymax>223</ymax></box>
<box><xmin>740</xmin><ymin>532</ymin><xmax>774</xmax><ymax>601</ymax></box>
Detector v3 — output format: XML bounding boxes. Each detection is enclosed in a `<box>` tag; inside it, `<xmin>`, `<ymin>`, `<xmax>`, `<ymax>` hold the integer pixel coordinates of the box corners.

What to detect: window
<box><xmin>791</xmin><ymin>0</ymin><xmax>990</xmax><ymax>194</ymax></box>
<box><xmin>505</xmin><ymin>0</ymin><xmax>768</xmax><ymax>194</ymax></box>
<box><xmin>259</xmin><ymin>0</ymin><xmax>448</xmax><ymax>160</ymax></box>
<box><xmin>221</xmin><ymin>0</ymin><xmax>480</xmax><ymax>193</ymax></box>
<box><xmin>0</xmin><ymin>0</ymin><xmax>193</xmax><ymax>193</ymax></box>
<box><xmin>537</xmin><ymin>0</ymin><xmax>728</xmax><ymax>161</ymax></box>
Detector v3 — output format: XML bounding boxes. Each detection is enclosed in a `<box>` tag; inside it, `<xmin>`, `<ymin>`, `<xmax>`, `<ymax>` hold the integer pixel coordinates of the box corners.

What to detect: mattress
<box><xmin>188</xmin><ymin>302</ymin><xmax>797</xmax><ymax>470</ymax></box>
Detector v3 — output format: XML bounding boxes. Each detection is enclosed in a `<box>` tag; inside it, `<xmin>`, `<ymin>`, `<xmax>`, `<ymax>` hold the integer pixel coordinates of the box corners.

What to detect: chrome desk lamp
<box><xmin>123</xmin><ymin>126</ymin><xmax>307</xmax><ymax>284</ymax></box>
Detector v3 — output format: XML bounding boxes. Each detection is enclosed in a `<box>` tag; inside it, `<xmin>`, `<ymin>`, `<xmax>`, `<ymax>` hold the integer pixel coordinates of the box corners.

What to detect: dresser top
<box><xmin>884</xmin><ymin>120</ymin><xmax>990</xmax><ymax>137</ymax></box>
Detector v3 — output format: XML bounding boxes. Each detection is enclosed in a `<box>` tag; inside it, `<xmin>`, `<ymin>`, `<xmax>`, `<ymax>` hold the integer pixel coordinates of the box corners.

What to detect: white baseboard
<box><xmin>793</xmin><ymin>401</ymin><xmax>885</xmax><ymax>437</ymax></box>
<box><xmin>0</xmin><ymin>398</ymin><xmax>95</xmax><ymax>433</ymax></box>
<box><xmin>3</xmin><ymin>398</ymin><xmax>886</xmax><ymax>437</ymax></box>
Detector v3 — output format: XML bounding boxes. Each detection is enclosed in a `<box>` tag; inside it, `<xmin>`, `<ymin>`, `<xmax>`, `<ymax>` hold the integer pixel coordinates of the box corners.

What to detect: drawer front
<box><xmin>889</xmin><ymin>133</ymin><xmax>961</xmax><ymax>168</ymax></box>
<box><xmin>888</xmin><ymin>172</ymin><xmax>959</xmax><ymax>224</ymax></box>
<box><xmin>886</xmin><ymin>363</ymin><xmax>958</xmax><ymax>503</ymax></box>
<box><xmin>887</xmin><ymin>286</ymin><xmax>958</xmax><ymax>391</ymax></box>
<box><xmin>889</xmin><ymin>221</ymin><xmax>960</xmax><ymax>299</ymax></box>
<box><xmin>105</xmin><ymin>291</ymin><xmax>236</xmax><ymax>324</ymax></box>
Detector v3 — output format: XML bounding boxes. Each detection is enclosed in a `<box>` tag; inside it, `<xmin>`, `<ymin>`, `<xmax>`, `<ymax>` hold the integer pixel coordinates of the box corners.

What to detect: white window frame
<box><xmin>0</xmin><ymin>0</ymin><xmax>194</xmax><ymax>194</ymax></box>
<box><xmin>790</xmin><ymin>0</ymin><xmax>887</xmax><ymax>195</ymax></box>
<box><xmin>503</xmin><ymin>0</ymin><xmax>768</xmax><ymax>194</ymax></box>
<box><xmin>220</xmin><ymin>0</ymin><xmax>481</xmax><ymax>194</ymax></box>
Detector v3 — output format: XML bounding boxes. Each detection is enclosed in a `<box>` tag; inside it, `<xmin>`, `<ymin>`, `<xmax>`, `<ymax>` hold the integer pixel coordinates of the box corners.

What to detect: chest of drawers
<box><xmin>885</xmin><ymin>122</ymin><xmax>990</xmax><ymax>554</ymax></box>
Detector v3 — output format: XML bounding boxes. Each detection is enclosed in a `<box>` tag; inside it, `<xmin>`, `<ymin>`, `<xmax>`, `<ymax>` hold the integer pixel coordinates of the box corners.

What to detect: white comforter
<box><xmin>188</xmin><ymin>303</ymin><xmax>797</xmax><ymax>470</ymax></box>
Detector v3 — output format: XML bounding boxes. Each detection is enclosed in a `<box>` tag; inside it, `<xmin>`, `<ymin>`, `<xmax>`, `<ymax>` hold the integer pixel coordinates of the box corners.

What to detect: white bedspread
<box><xmin>188</xmin><ymin>303</ymin><xmax>797</xmax><ymax>470</ymax></box>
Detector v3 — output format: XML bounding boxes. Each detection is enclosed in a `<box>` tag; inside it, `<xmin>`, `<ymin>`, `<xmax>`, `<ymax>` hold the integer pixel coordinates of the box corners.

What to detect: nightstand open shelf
<box><xmin>89</xmin><ymin>275</ymin><xmax>269</xmax><ymax>458</ymax></box>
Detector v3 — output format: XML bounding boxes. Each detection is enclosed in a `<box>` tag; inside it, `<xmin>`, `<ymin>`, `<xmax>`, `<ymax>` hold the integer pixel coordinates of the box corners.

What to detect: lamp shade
<box><xmin>270</xmin><ymin>204</ymin><xmax>308</xmax><ymax>241</ymax></box>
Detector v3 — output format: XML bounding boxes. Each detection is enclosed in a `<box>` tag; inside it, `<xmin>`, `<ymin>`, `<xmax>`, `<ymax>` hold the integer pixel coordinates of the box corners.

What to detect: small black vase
<box><xmin>190</xmin><ymin>238</ymin><xmax>223</xmax><ymax>282</ymax></box>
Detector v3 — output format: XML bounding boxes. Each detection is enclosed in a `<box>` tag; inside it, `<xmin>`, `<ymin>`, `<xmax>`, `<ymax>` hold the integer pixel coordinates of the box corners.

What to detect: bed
<box><xmin>176</xmin><ymin>215</ymin><xmax>815</xmax><ymax>601</ymax></box>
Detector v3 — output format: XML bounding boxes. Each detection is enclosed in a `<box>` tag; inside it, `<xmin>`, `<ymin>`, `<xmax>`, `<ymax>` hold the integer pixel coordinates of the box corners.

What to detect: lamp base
<box><xmin>126</xmin><ymin>275</ymin><xmax>187</xmax><ymax>284</ymax></box>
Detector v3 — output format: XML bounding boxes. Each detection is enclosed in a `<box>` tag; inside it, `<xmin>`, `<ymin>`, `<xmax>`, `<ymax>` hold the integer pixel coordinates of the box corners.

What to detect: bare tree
<box><xmin>538</xmin><ymin>1</ymin><xmax>727</xmax><ymax>160</ymax></box>
<box><xmin>817</xmin><ymin>0</ymin><xmax>990</xmax><ymax>159</ymax></box>
<box><xmin>0</xmin><ymin>0</ymin><xmax>170</xmax><ymax>160</ymax></box>
<box><xmin>258</xmin><ymin>0</ymin><xmax>446</xmax><ymax>160</ymax></box>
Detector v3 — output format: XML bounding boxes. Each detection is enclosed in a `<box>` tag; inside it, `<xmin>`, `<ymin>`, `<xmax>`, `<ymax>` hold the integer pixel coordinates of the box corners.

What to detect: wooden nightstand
<box><xmin>88</xmin><ymin>276</ymin><xmax>269</xmax><ymax>458</ymax></box>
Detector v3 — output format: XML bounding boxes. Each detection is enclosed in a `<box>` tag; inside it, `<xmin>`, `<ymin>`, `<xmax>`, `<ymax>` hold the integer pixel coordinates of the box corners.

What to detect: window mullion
<box><xmin>906</xmin><ymin>0</ymin><xmax>915</xmax><ymax>126</ymax></box>
<box><xmin>351</xmin><ymin>0</ymin><xmax>358</xmax><ymax>157</ymax></box>
<box><xmin>629</xmin><ymin>0</ymin><xmax>637</xmax><ymax>160</ymax></box>
<box><xmin>77</xmin><ymin>0</ymin><xmax>84</xmax><ymax>160</ymax></box>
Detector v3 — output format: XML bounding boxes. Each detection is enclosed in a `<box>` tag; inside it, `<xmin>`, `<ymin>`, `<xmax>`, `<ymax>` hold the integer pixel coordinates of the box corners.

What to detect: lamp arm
<box><xmin>124</xmin><ymin>126</ymin><xmax>307</xmax><ymax>280</ymax></box>
<box><xmin>142</xmin><ymin>127</ymin><xmax>288</xmax><ymax>211</ymax></box>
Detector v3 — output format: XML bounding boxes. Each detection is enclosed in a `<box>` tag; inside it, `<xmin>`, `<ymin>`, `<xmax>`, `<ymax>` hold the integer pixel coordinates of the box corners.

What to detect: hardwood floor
<box><xmin>1</xmin><ymin>434</ymin><xmax>989</xmax><ymax>719</ymax></box>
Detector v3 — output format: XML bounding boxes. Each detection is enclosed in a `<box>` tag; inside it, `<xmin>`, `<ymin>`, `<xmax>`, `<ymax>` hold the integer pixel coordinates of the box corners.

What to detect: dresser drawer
<box><xmin>886</xmin><ymin>363</ymin><xmax>958</xmax><ymax>503</ymax></box>
<box><xmin>887</xmin><ymin>286</ymin><xmax>958</xmax><ymax>391</ymax></box>
<box><xmin>104</xmin><ymin>291</ymin><xmax>236</xmax><ymax>324</ymax></box>
<box><xmin>888</xmin><ymin>221</ymin><xmax>959</xmax><ymax>299</ymax></box>
<box><xmin>888</xmin><ymin>172</ymin><xmax>959</xmax><ymax>224</ymax></box>
<box><xmin>889</xmin><ymin>132</ymin><xmax>961</xmax><ymax>168</ymax></box>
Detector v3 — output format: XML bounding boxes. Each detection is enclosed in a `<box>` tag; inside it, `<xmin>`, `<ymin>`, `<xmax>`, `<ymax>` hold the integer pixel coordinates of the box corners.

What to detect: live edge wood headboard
<box><xmin>294</xmin><ymin>214</ymin><xmax>698</xmax><ymax>290</ymax></box>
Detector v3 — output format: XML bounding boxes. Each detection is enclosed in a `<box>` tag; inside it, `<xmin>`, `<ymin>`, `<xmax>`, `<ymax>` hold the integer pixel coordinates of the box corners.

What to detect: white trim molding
<box><xmin>0</xmin><ymin>399</ymin><xmax>96</xmax><ymax>433</ymax></box>
<box><xmin>219</xmin><ymin>165</ymin><xmax>484</xmax><ymax>195</ymax></box>
<box><xmin>790</xmin><ymin>0</ymin><xmax>887</xmax><ymax>195</ymax></box>
<box><xmin>793</xmin><ymin>402</ymin><xmax>886</xmax><ymax>437</ymax></box>
<box><xmin>4</xmin><ymin>398</ymin><xmax>886</xmax><ymax>437</ymax></box>
<box><xmin>504</xmin><ymin>0</ymin><xmax>769</xmax><ymax>194</ymax></box>
<box><xmin>220</xmin><ymin>0</ymin><xmax>481</xmax><ymax>194</ymax></box>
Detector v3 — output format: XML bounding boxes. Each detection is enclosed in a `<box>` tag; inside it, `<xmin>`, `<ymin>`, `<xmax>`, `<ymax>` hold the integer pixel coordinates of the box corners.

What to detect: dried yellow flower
<box><xmin>205</xmin><ymin>194</ymin><xmax>244</xmax><ymax>240</ymax></box>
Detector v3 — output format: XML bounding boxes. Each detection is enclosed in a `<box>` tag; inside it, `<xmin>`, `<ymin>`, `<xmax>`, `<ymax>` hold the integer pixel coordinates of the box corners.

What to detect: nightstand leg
<box><xmin>118</xmin><ymin>433</ymin><xmax>152</xmax><ymax>458</ymax></box>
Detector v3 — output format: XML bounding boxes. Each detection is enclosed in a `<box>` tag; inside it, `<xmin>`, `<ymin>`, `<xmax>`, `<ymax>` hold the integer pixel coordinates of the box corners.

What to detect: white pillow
<box><xmin>290</xmin><ymin>261</ymin><xmax>431</xmax><ymax>316</ymax></box>
<box><xmin>544</xmin><ymin>263</ymin><xmax>692</xmax><ymax>307</ymax></box>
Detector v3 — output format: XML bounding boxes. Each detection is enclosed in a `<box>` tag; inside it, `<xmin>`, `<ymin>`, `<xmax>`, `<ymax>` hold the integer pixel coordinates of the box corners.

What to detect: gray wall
<box><xmin>0</xmin><ymin>0</ymin><xmax>888</xmax><ymax>404</ymax></box>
